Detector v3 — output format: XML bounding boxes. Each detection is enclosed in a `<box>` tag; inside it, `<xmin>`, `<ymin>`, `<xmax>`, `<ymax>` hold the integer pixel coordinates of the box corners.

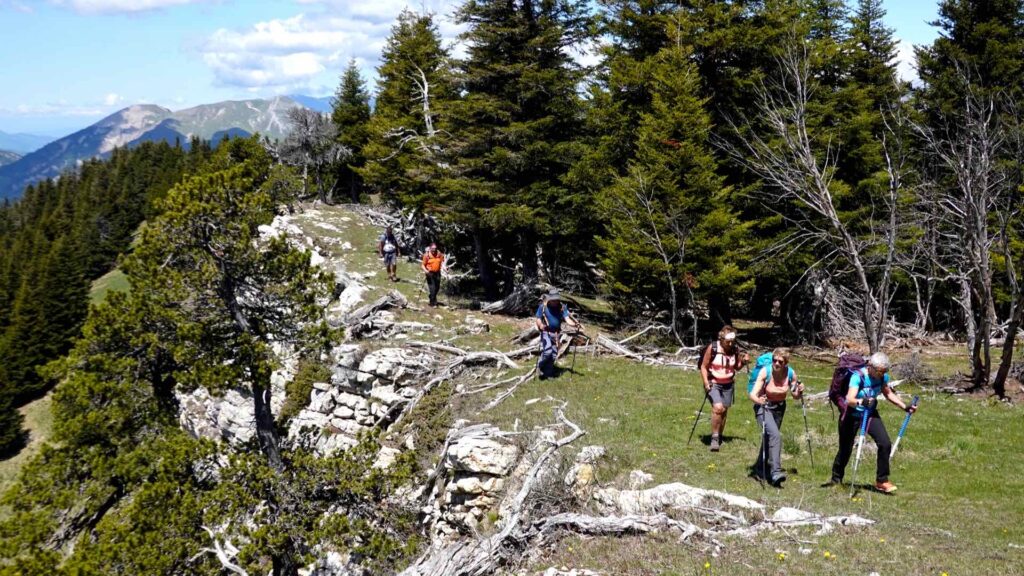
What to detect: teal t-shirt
<box><xmin>848</xmin><ymin>369</ymin><xmax>889</xmax><ymax>414</ymax></box>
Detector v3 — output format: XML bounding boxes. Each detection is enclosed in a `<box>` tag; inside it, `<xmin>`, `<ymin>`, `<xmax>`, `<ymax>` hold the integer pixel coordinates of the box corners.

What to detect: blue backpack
<box><xmin>747</xmin><ymin>352</ymin><xmax>794</xmax><ymax>394</ymax></box>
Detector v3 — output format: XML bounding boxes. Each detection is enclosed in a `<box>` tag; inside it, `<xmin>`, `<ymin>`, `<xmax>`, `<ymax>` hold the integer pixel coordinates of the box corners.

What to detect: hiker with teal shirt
<box><xmin>535</xmin><ymin>289</ymin><xmax>578</xmax><ymax>380</ymax></box>
<box><xmin>749</xmin><ymin>348</ymin><xmax>804</xmax><ymax>486</ymax></box>
<box><xmin>829</xmin><ymin>352</ymin><xmax>916</xmax><ymax>493</ymax></box>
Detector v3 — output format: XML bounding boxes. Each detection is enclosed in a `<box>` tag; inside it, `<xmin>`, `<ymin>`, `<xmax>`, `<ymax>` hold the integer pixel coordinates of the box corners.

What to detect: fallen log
<box><xmin>343</xmin><ymin>290</ymin><xmax>408</xmax><ymax>335</ymax></box>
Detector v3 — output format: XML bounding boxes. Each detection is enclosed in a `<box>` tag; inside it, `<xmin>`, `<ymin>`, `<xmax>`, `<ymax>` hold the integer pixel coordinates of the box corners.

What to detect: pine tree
<box><xmin>360</xmin><ymin>10</ymin><xmax>453</xmax><ymax>209</ymax></box>
<box><xmin>917</xmin><ymin>0</ymin><xmax>1024</xmax><ymax>118</ymax></box>
<box><xmin>598</xmin><ymin>39</ymin><xmax>752</xmax><ymax>338</ymax></box>
<box><xmin>332</xmin><ymin>60</ymin><xmax>373</xmax><ymax>203</ymax></box>
<box><xmin>439</xmin><ymin>0</ymin><xmax>592</xmax><ymax>296</ymax></box>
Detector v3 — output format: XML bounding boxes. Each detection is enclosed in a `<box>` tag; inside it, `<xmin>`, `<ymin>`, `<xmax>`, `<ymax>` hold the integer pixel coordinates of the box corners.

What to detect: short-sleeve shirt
<box><xmin>848</xmin><ymin>369</ymin><xmax>889</xmax><ymax>414</ymax></box>
<box><xmin>423</xmin><ymin>251</ymin><xmax>444</xmax><ymax>272</ymax></box>
<box><xmin>379</xmin><ymin>233</ymin><xmax>397</xmax><ymax>253</ymax></box>
<box><xmin>536</xmin><ymin>302</ymin><xmax>569</xmax><ymax>332</ymax></box>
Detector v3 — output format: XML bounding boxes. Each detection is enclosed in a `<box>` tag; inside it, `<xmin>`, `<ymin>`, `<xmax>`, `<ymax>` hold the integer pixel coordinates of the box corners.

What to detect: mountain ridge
<box><xmin>0</xmin><ymin>131</ymin><xmax>54</xmax><ymax>154</ymax></box>
<box><xmin>0</xmin><ymin>96</ymin><xmax>311</xmax><ymax>200</ymax></box>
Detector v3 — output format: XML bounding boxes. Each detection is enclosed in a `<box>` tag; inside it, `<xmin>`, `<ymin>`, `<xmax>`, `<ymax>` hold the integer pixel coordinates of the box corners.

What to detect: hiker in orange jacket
<box><xmin>421</xmin><ymin>243</ymin><xmax>445</xmax><ymax>306</ymax></box>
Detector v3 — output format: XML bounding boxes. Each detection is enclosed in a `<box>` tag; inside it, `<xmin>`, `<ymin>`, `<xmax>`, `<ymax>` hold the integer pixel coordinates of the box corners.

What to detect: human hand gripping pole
<box><xmin>850</xmin><ymin>405</ymin><xmax>870</xmax><ymax>498</ymax></box>
<box><xmin>889</xmin><ymin>395</ymin><xmax>920</xmax><ymax>462</ymax></box>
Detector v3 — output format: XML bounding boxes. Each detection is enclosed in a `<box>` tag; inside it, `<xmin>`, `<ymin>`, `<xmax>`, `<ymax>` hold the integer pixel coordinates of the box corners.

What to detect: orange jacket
<box><xmin>422</xmin><ymin>250</ymin><xmax>444</xmax><ymax>273</ymax></box>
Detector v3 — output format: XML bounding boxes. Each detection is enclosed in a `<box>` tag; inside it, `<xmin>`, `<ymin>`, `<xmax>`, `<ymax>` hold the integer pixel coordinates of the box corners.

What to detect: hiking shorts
<box><xmin>383</xmin><ymin>251</ymin><xmax>397</xmax><ymax>266</ymax></box>
<box><xmin>709</xmin><ymin>383</ymin><xmax>735</xmax><ymax>407</ymax></box>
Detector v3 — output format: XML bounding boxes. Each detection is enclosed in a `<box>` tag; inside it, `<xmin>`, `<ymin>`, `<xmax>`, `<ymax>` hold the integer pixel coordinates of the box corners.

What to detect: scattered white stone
<box><xmin>576</xmin><ymin>446</ymin><xmax>606</xmax><ymax>464</ymax></box>
<box><xmin>628</xmin><ymin>470</ymin><xmax>653</xmax><ymax>489</ymax></box>
<box><xmin>373</xmin><ymin>446</ymin><xmax>401</xmax><ymax>470</ymax></box>
<box><xmin>341</xmin><ymin>241</ymin><xmax>353</xmax><ymax>250</ymax></box>
<box><xmin>446</xmin><ymin>437</ymin><xmax>520</xmax><ymax>476</ymax></box>
<box><xmin>595</xmin><ymin>482</ymin><xmax>764</xmax><ymax>515</ymax></box>
<box><xmin>315</xmin><ymin>222</ymin><xmax>341</xmax><ymax>233</ymax></box>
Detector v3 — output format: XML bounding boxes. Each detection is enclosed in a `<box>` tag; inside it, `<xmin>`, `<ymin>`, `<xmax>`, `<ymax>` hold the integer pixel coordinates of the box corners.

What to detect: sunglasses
<box><xmin>772</xmin><ymin>358</ymin><xmax>787</xmax><ymax>365</ymax></box>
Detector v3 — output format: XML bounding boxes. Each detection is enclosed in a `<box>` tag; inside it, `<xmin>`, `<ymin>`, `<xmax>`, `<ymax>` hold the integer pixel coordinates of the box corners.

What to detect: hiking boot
<box><xmin>709</xmin><ymin>435</ymin><xmax>721</xmax><ymax>452</ymax></box>
<box><xmin>771</xmin><ymin>473</ymin><xmax>787</xmax><ymax>487</ymax></box>
<box><xmin>875</xmin><ymin>480</ymin><xmax>898</xmax><ymax>494</ymax></box>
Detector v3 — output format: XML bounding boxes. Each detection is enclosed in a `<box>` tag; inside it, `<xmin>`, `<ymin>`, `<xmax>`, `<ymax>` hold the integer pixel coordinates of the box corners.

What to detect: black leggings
<box><xmin>832</xmin><ymin>410</ymin><xmax>892</xmax><ymax>483</ymax></box>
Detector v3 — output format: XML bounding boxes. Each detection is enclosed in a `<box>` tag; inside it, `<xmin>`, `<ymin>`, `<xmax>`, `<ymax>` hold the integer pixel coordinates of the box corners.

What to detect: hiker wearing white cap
<box><xmin>699</xmin><ymin>325</ymin><xmax>749</xmax><ymax>451</ymax></box>
<box><xmin>535</xmin><ymin>289</ymin><xmax>578</xmax><ymax>379</ymax></box>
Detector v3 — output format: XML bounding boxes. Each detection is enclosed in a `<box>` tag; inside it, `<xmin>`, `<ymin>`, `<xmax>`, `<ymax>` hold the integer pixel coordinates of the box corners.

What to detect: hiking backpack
<box><xmin>829</xmin><ymin>353</ymin><xmax>867</xmax><ymax>417</ymax></box>
<box><xmin>746</xmin><ymin>352</ymin><xmax>794</xmax><ymax>394</ymax></box>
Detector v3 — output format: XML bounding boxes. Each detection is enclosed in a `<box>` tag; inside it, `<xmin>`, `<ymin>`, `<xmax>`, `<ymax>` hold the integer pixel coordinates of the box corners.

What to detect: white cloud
<box><xmin>5</xmin><ymin>103</ymin><xmax>108</xmax><ymax>117</ymax></box>
<box><xmin>201</xmin><ymin>13</ymin><xmax>390</xmax><ymax>90</ymax></box>
<box><xmin>200</xmin><ymin>2</ymin><xmax>464</xmax><ymax>92</ymax></box>
<box><xmin>895</xmin><ymin>38</ymin><xmax>919</xmax><ymax>85</ymax></box>
<box><xmin>0</xmin><ymin>1</ymin><xmax>35</xmax><ymax>13</ymax></box>
<box><xmin>103</xmin><ymin>92</ymin><xmax>124</xmax><ymax>106</ymax></box>
<box><xmin>49</xmin><ymin>0</ymin><xmax>214</xmax><ymax>14</ymax></box>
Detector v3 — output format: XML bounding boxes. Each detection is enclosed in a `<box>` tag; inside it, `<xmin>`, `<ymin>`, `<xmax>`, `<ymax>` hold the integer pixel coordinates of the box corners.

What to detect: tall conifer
<box><xmin>439</xmin><ymin>0</ymin><xmax>591</xmax><ymax>296</ymax></box>
<box><xmin>332</xmin><ymin>60</ymin><xmax>373</xmax><ymax>202</ymax></box>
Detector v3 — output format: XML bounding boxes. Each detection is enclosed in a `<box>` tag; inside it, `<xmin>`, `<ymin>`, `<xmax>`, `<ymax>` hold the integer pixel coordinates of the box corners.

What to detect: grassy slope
<box><xmin>89</xmin><ymin>268</ymin><xmax>129</xmax><ymax>305</ymax></box>
<box><xmin>309</xmin><ymin>205</ymin><xmax>1023</xmax><ymax>575</ymax></box>
<box><xmin>0</xmin><ymin>395</ymin><xmax>53</xmax><ymax>514</ymax></box>
<box><xmin>0</xmin><ymin>269</ymin><xmax>127</xmax><ymax>513</ymax></box>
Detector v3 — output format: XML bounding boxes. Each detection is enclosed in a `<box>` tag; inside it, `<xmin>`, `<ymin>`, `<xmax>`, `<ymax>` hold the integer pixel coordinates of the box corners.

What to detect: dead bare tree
<box><xmin>915</xmin><ymin>70</ymin><xmax>1009</xmax><ymax>392</ymax></box>
<box><xmin>601</xmin><ymin>167</ymin><xmax>694</xmax><ymax>344</ymax></box>
<box><xmin>723</xmin><ymin>45</ymin><xmax>903</xmax><ymax>353</ymax></box>
<box><xmin>380</xmin><ymin>64</ymin><xmax>448</xmax><ymax>163</ymax></box>
<box><xmin>281</xmin><ymin>108</ymin><xmax>350</xmax><ymax>203</ymax></box>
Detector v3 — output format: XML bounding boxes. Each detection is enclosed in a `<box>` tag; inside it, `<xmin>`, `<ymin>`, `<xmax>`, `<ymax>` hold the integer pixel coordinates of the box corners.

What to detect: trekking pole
<box><xmin>568</xmin><ymin>331</ymin><xmax>585</xmax><ymax>382</ymax></box>
<box><xmin>890</xmin><ymin>395</ymin><xmax>920</xmax><ymax>462</ymax></box>
<box><xmin>687</xmin><ymin>391</ymin><xmax>710</xmax><ymax>446</ymax></box>
<box><xmin>799</xmin><ymin>382</ymin><xmax>814</xmax><ymax>469</ymax></box>
<box><xmin>760</xmin><ymin>407</ymin><xmax>768</xmax><ymax>489</ymax></box>
<box><xmin>850</xmin><ymin>407</ymin><xmax>871</xmax><ymax>498</ymax></box>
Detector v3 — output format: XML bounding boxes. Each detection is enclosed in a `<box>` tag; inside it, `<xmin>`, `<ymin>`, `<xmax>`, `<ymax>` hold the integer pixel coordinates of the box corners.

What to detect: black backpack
<box><xmin>829</xmin><ymin>353</ymin><xmax>867</xmax><ymax>418</ymax></box>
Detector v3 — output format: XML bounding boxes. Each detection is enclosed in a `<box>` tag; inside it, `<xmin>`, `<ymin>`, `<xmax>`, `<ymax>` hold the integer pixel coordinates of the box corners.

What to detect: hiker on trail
<box><xmin>535</xmin><ymin>289</ymin><xmax>578</xmax><ymax>380</ymax></box>
<box><xmin>378</xmin><ymin>225</ymin><xmax>400</xmax><ymax>282</ymax></box>
<box><xmin>749</xmin><ymin>348</ymin><xmax>804</xmax><ymax>486</ymax></box>
<box><xmin>699</xmin><ymin>326</ymin><xmax>749</xmax><ymax>452</ymax></box>
<box><xmin>421</xmin><ymin>243</ymin><xmax>445</xmax><ymax>307</ymax></box>
<box><xmin>829</xmin><ymin>352</ymin><xmax>917</xmax><ymax>493</ymax></box>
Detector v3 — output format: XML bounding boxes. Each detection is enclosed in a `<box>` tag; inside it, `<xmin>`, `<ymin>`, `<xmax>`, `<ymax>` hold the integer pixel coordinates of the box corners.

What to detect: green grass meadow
<box><xmin>463</xmin><ymin>353</ymin><xmax>1024</xmax><ymax>575</ymax></box>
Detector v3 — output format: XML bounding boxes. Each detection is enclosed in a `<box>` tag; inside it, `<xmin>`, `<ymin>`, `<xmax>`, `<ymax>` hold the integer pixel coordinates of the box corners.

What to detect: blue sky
<box><xmin>0</xmin><ymin>0</ymin><xmax>940</xmax><ymax>137</ymax></box>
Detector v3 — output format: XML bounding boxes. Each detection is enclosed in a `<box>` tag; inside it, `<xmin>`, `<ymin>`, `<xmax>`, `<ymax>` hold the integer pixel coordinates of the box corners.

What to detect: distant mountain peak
<box><xmin>0</xmin><ymin>96</ymin><xmax>315</xmax><ymax>199</ymax></box>
<box><xmin>97</xmin><ymin>105</ymin><xmax>174</xmax><ymax>153</ymax></box>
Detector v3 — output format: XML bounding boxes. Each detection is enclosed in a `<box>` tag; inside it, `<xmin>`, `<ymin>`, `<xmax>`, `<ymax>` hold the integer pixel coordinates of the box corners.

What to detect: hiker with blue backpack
<box><xmin>699</xmin><ymin>326</ymin><xmax>749</xmax><ymax>451</ymax></box>
<box><xmin>828</xmin><ymin>352</ymin><xmax>917</xmax><ymax>493</ymax></box>
<box><xmin>535</xmin><ymin>289</ymin><xmax>578</xmax><ymax>380</ymax></box>
<box><xmin>748</xmin><ymin>348</ymin><xmax>804</xmax><ymax>487</ymax></box>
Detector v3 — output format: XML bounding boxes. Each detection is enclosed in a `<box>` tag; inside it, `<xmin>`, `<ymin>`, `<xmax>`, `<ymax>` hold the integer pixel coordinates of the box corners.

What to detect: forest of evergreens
<box><xmin>1</xmin><ymin>0</ymin><xmax>1023</xmax><ymax>573</ymax></box>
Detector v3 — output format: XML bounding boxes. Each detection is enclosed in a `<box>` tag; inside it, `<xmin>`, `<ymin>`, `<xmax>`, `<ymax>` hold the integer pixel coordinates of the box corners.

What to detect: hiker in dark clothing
<box><xmin>535</xmin><ymin>289</ymin><xmax>578</xmax><ymax>379</ymax></box>
<box><xmin>699</xmin><ymin>326</ymin><xmax>749</xmax><ymax>451</ymax></box>
<box><xmin>830</xmin><ymin>352</ymin><xmax>916</xmax><ymax>493</ymax></box>
<box><xmin>749</xmin><ymin>347</ymin><xmax>804</xmax><ymax>486</ymax></box>
<box><xmin>378</xmin><ymin>226</ymin><xmax>400</xmax><ymax>282</ymax></box>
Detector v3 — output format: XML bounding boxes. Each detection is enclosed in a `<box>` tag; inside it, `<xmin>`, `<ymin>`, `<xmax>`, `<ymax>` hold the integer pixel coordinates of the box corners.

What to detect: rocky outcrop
<box><xmin>177</xmin><ymin>346</ymin><xmax>296</xmax><ymax>445</ymax></box>
<box><xmin>421</xmin><ymin>424</ymin><xmax>521</xmax><ymax>539</ymax></box>
<box><xmin>288</xmin><ymin>347</ymin><xmax>435</xmax><ymax>456</ymax></box>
